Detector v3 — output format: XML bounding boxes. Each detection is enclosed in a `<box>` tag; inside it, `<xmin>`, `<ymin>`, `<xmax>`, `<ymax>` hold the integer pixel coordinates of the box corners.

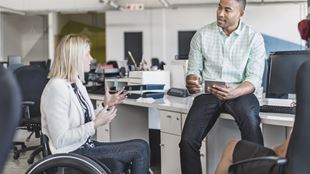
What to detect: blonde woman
<box><xmin>41</xmin><ymin>34</ymin><xmax>149</xmax><ymax>174</ymax></box>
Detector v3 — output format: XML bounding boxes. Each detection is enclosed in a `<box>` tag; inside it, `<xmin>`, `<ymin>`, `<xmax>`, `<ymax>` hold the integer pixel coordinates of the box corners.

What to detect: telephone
<box><xmin>167</xmin><ymin>88</ymin><xmax>189</xmax><ymax>97</ymax></box>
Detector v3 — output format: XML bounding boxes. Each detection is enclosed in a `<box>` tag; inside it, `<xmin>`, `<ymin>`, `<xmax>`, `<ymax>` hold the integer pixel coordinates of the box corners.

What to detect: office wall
<box><xmin>58</xmin><ymin>13</ymin><xmax>106</xmax><ymax>32</ymax></box>
<box><xmin>106</xmin><ymin>10</ymin><xmax>156</xmax><ymax>64</ymax></box>
<box><xmin>1</xmin><ymin>13</ymin><xmax>48</xmax><ymax>63</ymax></box>
<box><xmin>57</xmin><ymin>13</ymin><xmax>106</xmax><ymax>63</ymax></box>
<box><xmin>1</xmin><ymin>14</ymin><xmax>22</xmax><ymax>61</ymax></box>
<box><xmin>106</xmin><ymin>3</ymin><xmax>308</xmax><ymax>65</ymax></box>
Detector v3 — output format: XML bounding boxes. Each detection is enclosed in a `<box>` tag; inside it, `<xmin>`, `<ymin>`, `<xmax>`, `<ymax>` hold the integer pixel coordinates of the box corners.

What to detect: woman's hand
<box><xmin>94</xmin><ymin>106</ymin><xmax>117</xmax><ymax>129</ymax></box>
<box><xmin>104</xmin><ymin>86</ymin><xmax>127</xmax><ymax>108</ymax></box>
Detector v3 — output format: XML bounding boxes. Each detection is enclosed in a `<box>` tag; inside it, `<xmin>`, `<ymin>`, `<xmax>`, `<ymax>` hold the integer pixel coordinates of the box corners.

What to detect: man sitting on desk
<box><xmin>179</xmin><ymin>0</ymin><xmax>266</xmax><ymax>173</ymax></box>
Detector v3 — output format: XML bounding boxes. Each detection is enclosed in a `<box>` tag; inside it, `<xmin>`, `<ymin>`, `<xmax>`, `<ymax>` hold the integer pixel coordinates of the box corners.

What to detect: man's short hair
<box><xmin>235</xmin><ymin>0</ymin><xmax>246</xmax><ymax>10</ymax></box>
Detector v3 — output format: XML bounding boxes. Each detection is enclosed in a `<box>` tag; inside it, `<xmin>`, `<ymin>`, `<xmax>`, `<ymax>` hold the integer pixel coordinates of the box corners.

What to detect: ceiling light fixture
<box><xmin>99</xmin><ymin>0</ymin><xmax>121</xmax><ymax>9</ymax></box>
<box><xmin>0</xmin><ymin>5</ymin><xmax>25</xmax><ymax>15</ymax></box>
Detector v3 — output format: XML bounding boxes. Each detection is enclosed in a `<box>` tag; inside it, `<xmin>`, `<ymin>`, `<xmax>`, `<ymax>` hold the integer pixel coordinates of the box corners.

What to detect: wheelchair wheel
<box><xmin>26</xmin><ymin>153</ymin><xmax>111</xmax><ymax>174</ymax></box>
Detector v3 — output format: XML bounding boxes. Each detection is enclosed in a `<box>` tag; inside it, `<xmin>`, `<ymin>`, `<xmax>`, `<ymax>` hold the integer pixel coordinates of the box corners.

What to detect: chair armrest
<box><xmin>22</xmin><ymin>101</ymin><xmax>35</xmax><ymax>119</ymax></box>
<box><xmin>229</xmin><ymin>156</ymin><xmax>287</xmax><ymax>174</ymax></box>
<box><xmin>23</xmin><ymin>101</ymin><xmax>35</xmax><ymax>105</ymax></box>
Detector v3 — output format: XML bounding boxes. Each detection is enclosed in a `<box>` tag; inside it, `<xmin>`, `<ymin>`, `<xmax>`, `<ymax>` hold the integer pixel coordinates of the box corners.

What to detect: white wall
<box><xmin>2</xmin><ymin>14</ymin><xmax>22</xmax><ymax>61</ymax></box>
<box><xmin>1</xmin><ymin>13</ymin><xmax>48</xmax><ymax>63</ymax></box>
<box><xmin>106</xmin><ymin>3</ymin><xmax>308</xmax><ymax>65</ymax></box>
<box><xmin>106</xmin><ymin>10</ymin><xmax>154</xmax><ymax>63</ymax></box>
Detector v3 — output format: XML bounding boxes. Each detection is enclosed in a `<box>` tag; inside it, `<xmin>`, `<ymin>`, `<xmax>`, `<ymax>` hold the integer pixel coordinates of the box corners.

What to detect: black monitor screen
<box><xmin>178</xmin><ymin>31</ymin><xmax>196</xmax><ymax>60</ymax></box>
<box><xmin>266</xmin><ymin>50</ymin><xmax>310</xmax><ymax>99</ymax></box>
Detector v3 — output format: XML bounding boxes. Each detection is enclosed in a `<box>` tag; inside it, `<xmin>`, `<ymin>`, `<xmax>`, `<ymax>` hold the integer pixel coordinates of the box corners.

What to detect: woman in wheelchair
<box><xmin>40</xmin><ymin>34</ymin><xmax>150</xmax><ymax>174</ymax></box>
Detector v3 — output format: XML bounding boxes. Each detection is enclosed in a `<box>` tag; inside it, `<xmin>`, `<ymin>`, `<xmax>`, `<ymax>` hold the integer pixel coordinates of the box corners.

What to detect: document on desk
<box><xmin>136</xmin><ymin>97</ymin><xmax>155</xmax><ymax>103</ymax></box>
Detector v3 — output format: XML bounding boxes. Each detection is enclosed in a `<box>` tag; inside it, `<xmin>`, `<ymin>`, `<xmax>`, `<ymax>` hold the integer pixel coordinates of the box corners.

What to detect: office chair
<box><xmin>228</xmin><ymin>59</ymin><xmax>310</xmax><ymax>174</ymax></box>
<box><xmin>0</xmin><ymin>66</ymin><xmax>22</xmax><ymax>173</ymax></box>
<box><xmin>12</xmin><ymin>65</ymin><xmax>49</xmax><ymax>164</ymax></box>
<box><xmin>29</xmin><ymin>61</ymin><xmax>48</xmax><ymax>70</ymax></box>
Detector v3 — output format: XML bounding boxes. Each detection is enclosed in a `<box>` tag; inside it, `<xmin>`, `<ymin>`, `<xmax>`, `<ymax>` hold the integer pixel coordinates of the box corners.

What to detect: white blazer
<box><xmin>41</xmin><ymin>78</ymin><xmax>102</xmax><ymax>154</ymax></box>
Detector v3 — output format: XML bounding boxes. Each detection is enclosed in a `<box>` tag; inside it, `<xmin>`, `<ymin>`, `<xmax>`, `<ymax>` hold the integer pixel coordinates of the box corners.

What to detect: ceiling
<box><xmin>0</xmin><ymin>0</ymin><xmax>224</xmax><ymax>14</ymax></box>
<box><xmin>0</xmin><ymin>0</ymin><xmax>307</xmax><ymax>14</ymax></box>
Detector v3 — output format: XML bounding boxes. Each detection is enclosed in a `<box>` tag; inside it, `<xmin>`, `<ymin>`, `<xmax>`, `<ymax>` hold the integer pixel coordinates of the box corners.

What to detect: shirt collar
<box><xmin>234</xmin><ymin>20</ymin><xmax>242</xmax><ymax>35</ymax></box>
<box><xmin>218</xmin><ymin>20</ymin><xmax>243</xmax><ymax>36</ymax></box>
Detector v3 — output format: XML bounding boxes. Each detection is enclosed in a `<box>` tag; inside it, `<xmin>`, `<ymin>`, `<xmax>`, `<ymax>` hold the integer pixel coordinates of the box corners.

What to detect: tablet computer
<box><xmin>204</xmin><ymin>80</ymin><xmax>226</xmax><ymax>94</ymax></box>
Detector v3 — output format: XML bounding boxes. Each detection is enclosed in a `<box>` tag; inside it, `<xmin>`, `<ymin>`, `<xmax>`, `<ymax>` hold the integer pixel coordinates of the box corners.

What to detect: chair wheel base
<box><xmin>13</xmin><ymin>152</ymin><xmax>19</xmax><ymax>160</ymax></box>
<box><xmin>27</xmin><ymin>158</ymin><xmax>34</xmax><ymax>164</ymax></box>
<box><xmin>21</xmin><ymin>144</ymin><xmax>27</xmax><ymax>149</ymax></box>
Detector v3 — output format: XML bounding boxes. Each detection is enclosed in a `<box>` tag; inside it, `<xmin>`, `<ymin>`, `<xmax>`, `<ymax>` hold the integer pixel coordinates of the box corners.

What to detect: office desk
<box><xmin>89</xmin><ymin>94</ymin><xmax>294</xmax><ymax>174</ymax></box>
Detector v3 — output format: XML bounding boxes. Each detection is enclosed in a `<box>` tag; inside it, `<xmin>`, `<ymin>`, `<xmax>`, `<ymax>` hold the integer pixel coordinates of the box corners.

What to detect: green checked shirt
<box><xmin>187</xmin><ymin>21</ymin><xmax>266</xmax><ymax>89</ymax></box>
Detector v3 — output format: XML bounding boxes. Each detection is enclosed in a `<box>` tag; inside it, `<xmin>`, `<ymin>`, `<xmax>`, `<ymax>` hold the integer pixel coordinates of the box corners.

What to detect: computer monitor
<box><xmin>177</xmin><ymin>31</ymin><xmax>196</xmax><ymax>60</ymax></box>
<box><xmin>266</xmin><ymin>50</ymin><xmax>310</xmax><ymax>99</ymax></box>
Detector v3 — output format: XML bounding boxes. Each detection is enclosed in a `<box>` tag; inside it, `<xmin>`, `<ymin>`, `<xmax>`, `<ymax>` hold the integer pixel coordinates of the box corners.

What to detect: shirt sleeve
<box><xmin>243</xmin><ymin>33</ymin><xmax>266</xmax><ymax>90</ymax></box>
<box><xmin>186</xmin><ymin>30</ymin><xmax>203</xmax><ymax>81</ymax></box>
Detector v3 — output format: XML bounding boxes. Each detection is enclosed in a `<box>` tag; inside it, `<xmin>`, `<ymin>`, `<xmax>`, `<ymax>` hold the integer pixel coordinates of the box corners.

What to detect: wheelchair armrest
<box><xmin>229</xmin><ymin>156</ymin><xmax>287</xmax><ymax>174</ymax></box>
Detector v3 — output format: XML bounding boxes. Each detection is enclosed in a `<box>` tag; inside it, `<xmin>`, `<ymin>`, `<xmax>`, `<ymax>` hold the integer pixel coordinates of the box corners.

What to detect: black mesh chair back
<box><xmin>14</xmin><ymin>65</ymin><xmax>48</xmax><ymax>118</ymax></box>
<box><xmin>0</xmin><ymin>66</ymin><xmax>22</xmax><ymax>172</ymax></box>
<box><xmin>13</xmin><ymin>65</ymin><xmax>48</xmax><ymax>164</ymax></box>
<box><xmin>285</xmin><ymin>59</ymin><xmax>310</xmax><ymax>174</ymax></box>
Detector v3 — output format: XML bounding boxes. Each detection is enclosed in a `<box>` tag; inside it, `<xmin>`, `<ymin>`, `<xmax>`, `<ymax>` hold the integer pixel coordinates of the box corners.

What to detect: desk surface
<box><xmin>89</xmin><ymin>94</ymin><xmax>295</xmax><ymax>127</ymax></box>
<box><xmin>105</xmin><ymin>77</ymin><xmax>129</xmax><ymax>83</ymax></box>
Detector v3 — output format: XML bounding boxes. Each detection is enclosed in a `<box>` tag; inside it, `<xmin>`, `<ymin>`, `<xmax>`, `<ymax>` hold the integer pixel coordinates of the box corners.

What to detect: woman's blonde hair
<box><xmin>49</xmin><ymin>34</ymin><xmax>91</xmax><ymax>83</ymax></box>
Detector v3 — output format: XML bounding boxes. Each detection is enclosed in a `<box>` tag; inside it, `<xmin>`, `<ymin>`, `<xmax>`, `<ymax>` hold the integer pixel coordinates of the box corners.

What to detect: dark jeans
<box><xmin>72</xmin><ymin>139</ymin><xmax>150</xmax><ymax>174</ymax></box>
<box><xmin>179</xmin><ymin>94</ymin><xmax>263</xmax><ymax>174</ymax></box>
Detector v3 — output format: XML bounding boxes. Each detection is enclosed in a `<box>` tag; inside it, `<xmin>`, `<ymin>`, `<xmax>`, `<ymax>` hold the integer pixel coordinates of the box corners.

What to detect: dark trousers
<box><xmin>179</xmin><ymin>94</ymin><xmax>263</xmax><ymax>174</ymax></box>
<box><xmin>72</xmin><ymin>139</ymin><xmax>150</xmax><ymax>174</ymax></box>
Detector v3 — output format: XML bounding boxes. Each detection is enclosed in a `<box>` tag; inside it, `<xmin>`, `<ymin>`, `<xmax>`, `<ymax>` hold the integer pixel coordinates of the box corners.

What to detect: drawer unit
<box><xmin>160</xmin><ymin>110</ymin><xmax>182</xmax><ymax>135</ymax></box>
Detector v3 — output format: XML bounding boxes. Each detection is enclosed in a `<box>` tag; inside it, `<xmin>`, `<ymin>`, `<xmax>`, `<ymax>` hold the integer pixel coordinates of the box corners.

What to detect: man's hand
<box><xmin>186</xmin><ymin>74</ymin><xmax>202</xmax><ymax>94</ymax></box>
<box><xmin>208</xmin><ymin>85</ymin><xmax>238</xmax><ymax>100</ymax></box>
<box><xmin>104</xmin><ymin>87</ymin><xmax>127</xmax><ymax>108</ymax></box>
<box><xmin>208</xmin><ymin>81</ymin><xmax>255</xmax><ymax>101</ymax></box>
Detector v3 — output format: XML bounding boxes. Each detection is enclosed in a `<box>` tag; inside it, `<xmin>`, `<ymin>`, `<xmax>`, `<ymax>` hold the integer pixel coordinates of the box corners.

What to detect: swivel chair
<box><xmin>0</xmin><ymin>66</ymin><xmax>22</xmax><ymax>173</ymax></box>
<box><xmin>229</xmin><ymin>59</ymin><xmax>310</xmax><ymax>174</ymax></box>
<box><xmin>12</xmin><ymin>65</ymin><xmax>49</xmax><ymax>164</ymax></box>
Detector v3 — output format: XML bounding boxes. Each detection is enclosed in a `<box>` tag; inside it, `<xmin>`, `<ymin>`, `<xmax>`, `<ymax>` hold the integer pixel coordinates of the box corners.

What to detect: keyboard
<box><xmin>260</xmin><ymin>105</ymin><xmax>295</xmax><ymax>114</ymax></box>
